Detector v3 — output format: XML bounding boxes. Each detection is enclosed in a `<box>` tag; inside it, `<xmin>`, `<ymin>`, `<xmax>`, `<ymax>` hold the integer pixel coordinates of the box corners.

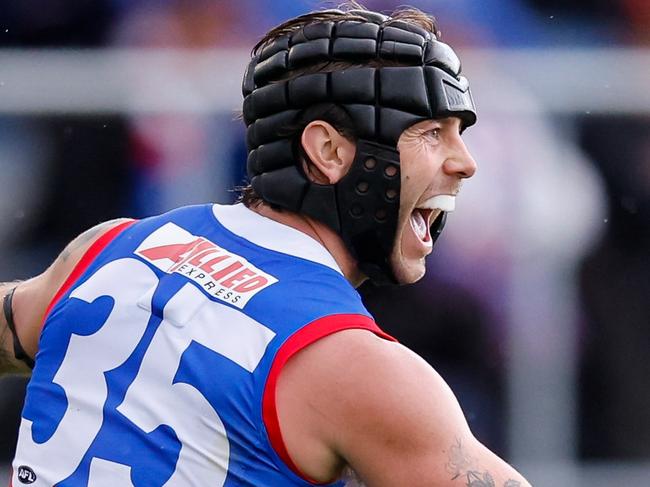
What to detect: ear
<box><xmin>301</xmin><ymin>121</ymin><xmax>356</xmax><ymax>184</ymax></box>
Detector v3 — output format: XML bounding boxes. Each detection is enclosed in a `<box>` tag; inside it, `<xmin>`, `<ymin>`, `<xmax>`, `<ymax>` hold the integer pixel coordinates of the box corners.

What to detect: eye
<box><xmin>424</xmin><ymin>127</ymin><xmax>441</xmax><ymax>142</ymax></box>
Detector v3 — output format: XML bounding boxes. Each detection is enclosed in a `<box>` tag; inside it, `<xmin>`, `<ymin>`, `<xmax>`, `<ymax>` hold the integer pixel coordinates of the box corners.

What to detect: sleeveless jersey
<box><xmin>11</xmin><ymin>203</ymin><xmax>394</xmax><ymax>487</ymax></box>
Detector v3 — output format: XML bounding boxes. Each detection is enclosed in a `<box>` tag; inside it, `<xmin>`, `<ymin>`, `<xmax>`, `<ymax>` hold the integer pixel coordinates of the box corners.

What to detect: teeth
<box><xmin>419</xmin><ymin>195</ymin><xmax>456</xmax><ymax>212</ymax></box>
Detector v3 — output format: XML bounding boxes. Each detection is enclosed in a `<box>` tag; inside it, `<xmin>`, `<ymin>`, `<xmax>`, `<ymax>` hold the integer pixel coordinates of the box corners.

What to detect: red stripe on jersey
<box><xmin>262</xmin><ymin>314</ymin><xmax>396</xmax><ymax>485</ymax></box>
<box><xmin>42</xmin><ymin>220</ymin><xmax>137</xmax><ymax>325</ymax></box>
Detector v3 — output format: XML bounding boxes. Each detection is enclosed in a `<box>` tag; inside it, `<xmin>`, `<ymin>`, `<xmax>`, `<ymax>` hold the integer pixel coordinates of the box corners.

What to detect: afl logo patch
<box><xmin>17</xmin><ymin>465</ymin><xmax>37</xmax><ymax>484</ymax></box>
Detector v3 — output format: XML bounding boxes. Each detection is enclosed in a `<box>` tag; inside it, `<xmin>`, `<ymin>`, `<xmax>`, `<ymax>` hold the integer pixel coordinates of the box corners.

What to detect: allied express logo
<box><xmin>136</xmin><ymin>223</ymin><xmax>278</xmax><ymax>309</ymax></box>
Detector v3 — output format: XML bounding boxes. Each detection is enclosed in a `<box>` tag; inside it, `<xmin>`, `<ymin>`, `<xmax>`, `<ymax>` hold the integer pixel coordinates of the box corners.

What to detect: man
<box><xmin>0</xmin><ymin>4</ymin><xmax>532</xmax><ymax>486</ymax></box>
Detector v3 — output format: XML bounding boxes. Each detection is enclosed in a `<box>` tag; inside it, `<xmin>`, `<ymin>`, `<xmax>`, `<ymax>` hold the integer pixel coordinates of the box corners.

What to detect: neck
<box><xmin>249</xmin><ymin>203</ymin><xmax>367</xmax><ymax>288</ymax></box>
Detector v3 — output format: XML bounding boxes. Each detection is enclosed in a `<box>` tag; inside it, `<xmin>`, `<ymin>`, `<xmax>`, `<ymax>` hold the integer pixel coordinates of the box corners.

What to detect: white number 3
<box><xmin>14</xmin><ymin>258</ymin><xmax>275</xmax><ymax>486</ymax></box>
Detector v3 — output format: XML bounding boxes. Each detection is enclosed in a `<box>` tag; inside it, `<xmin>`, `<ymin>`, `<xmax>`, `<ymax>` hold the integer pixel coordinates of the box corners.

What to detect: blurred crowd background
<box><xmin>0</xmin><ymin>1</ymin><xmax>649</xmax><ymax>485</ymax></box>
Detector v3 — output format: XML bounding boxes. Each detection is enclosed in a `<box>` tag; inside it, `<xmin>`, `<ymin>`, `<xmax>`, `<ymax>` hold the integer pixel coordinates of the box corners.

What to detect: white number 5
<box><xmin>14</xmin><ymin>257</ymin><xmax>275</xmax><ymax>487</ymax></box>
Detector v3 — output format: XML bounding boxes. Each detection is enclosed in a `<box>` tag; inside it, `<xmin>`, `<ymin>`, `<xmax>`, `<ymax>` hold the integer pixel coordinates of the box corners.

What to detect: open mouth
<box><xmin>411</xmin><ymin>208</ymin><xmax>434</xmax><ymax>242</ymax></box>
<box><xmin>410</xmin><ymin>195</ymin><xmax>456</xmax><ymax>243</ymax></box>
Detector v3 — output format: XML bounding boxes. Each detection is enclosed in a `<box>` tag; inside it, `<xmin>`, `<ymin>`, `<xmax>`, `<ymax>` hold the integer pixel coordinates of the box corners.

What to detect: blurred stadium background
<box><xmin>1</xmin><ymin>1</ymin><xmax>649</xmax><ymax>485</ymax></box>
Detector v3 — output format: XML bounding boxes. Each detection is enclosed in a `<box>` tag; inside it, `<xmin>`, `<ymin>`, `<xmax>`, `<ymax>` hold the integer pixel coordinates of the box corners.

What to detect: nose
<box><xmin>443</xmin><ymin>136</ymin><xmax>477</xmax><ymax>179</ymax></box>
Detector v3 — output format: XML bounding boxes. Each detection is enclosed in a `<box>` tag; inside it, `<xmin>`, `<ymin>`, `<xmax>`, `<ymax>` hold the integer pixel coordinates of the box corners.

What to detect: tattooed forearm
<box><xmin>463</xmin><ymin>471</ymin><xmax>521</xmax><ymax>487</ymax></box>
<box><xmin>445</xmin><ymin>438</ymin><xmax>522</xmax><ymax>487</ymax></box>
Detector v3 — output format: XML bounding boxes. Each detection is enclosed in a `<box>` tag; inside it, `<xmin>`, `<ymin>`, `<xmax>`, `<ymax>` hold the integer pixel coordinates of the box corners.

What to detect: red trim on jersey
<box><xmin>42</xmin><ymin>220</ymin><xmax>137</xmax><ymax>324</ymax></box>
<box><xmin>262</xmin><ymin>314</ymin><xmax>396</xmax><ymax>485</ymax></box>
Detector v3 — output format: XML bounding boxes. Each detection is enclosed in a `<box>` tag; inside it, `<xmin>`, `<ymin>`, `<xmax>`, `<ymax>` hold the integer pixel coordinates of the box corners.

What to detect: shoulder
<box><xmin>47</xmin><ymin>219</ymin><xmax>135</xmax><ymax>282</ymax></box>
<box><xmin>278</xmin><ymin>328</ymin><xmax>532</xmax><ymax>486</ymax></box>
<box><xmin>286</xmin><ymin>328</ymin><xmax>467</xmax><ymax>436</ymax></box>
<box><xmin>12</xmin><ymin>218</ymin><xmax>134</xmax><ymax>357</ymax></box>
<box><xmin>276</xmin><ymin>327</ymin><xmax>470</xmax><ymax>482</ymax></box>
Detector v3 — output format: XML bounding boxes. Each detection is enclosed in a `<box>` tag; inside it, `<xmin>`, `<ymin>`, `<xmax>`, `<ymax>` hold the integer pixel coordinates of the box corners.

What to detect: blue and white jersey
<box><xmin>12</xmin><ymin>204</ymin><xmax>393</xmax><ymax>487</ymax></box>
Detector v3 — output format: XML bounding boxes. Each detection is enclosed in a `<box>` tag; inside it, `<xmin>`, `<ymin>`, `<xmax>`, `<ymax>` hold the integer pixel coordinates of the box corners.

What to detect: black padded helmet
<box><xmin>242</xmin><ymin>7</ymin><xmax>476</xmax><ymax>284</ymax></box>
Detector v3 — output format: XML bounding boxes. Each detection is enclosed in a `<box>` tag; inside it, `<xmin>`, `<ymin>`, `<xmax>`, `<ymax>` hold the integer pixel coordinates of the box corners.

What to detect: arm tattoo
<box><xmin>59</xmin><ymin>223</ymin><xmax>105</xmax><ymax>262</ymax></box>
<box><xmin>59</xmin><ymin>220</ymin><xmax>123</xmax><ymax>262</ymax></box>
<box><xmin>445</xmin><ymin>438</ymin><xmax>521</xmax><ymax>487</ymax></box>
<box><xmin>463</xmin><ymin>473</ymin><xmax>521</xmax><ymax>487</ymax></box>
<box><xmin>446</xmin><ymin>437</ymin><xmax>477</xmax><ymax>480</ymax></box>
<box><xmin>466</xmin><ymin>471</ymin><xmax>496</xmax><ymax>487</ymax></box>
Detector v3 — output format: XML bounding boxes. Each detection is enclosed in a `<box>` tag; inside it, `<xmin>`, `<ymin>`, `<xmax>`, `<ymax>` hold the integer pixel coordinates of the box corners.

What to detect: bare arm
<box><xmin>0</xmin><ymin>282</ymin><xmax>29</xmax><ymax>374</ymax></box>
<box><xmin>0</xmin><ymin>219</ymin><xmax>132</xmax><ymax>374</ymax></box>
<box><xmin>277</xmin><ymin>329</ymin><xmax>532</xmax><ymax>486</ymax></box>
